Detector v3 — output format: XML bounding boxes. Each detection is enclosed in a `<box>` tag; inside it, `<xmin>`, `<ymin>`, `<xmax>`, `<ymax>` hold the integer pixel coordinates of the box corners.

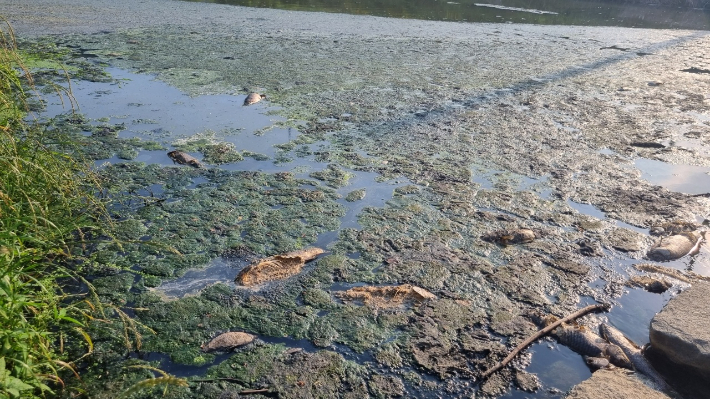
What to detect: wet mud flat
<box><xmin>4</xmin><ymin>0</ymin><xmax>710</xmax><ymax>397</ymax></box>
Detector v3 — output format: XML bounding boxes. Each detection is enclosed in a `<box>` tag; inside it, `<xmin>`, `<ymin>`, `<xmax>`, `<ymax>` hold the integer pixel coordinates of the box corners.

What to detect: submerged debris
<box><xmin>647</xmin><ymin>231</ymin><xmax>702</xmax><ymax>261</ymax></box>
<box><xmin>635</xmin><ymin>263</ymin><xmax>710</xmax><ymax>283</ymax></box>
<box><xmin>626</xmin><ymin>275</ymin><xmax>672</xmax><ymax>294</ymax></box>
<box><xmin>336</xmin><ymin>284</ymin><xmax>436</xmax><ymax>308</ymax></box>
<box><xmin>167</xmin><ymin>150</ymin><xmax>203</xmax><ymax>168</ymax></box>
<box><xmin>235</xmin><ymin>247</ymin><xmax>325</xmax><ymax>286</ymax></box>
<box><xmin>244</xmin><ymin>92</ymin><xmax>265</xmax><ymax>105</ymax></box>
<box><xmin>482</xmin><ymin>228</ymin><xmax>538</xmax><ymax>246</ymax></box>
<box><xmin>531</xmin><ymin>312</ymin><xmax>631</xmax><ymax>369</ymax></box>
<box><xmin>201</xmin><ymin>331</ymin><xmax>255</xmax><ymax>352</ymax></box>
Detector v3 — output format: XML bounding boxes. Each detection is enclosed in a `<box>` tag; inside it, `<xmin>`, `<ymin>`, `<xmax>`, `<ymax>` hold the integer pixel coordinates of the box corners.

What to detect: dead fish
<box><xmin>555</xmin><ymin>323</ymin><xmax>631</xmax><ymax>369</ymax></box>
<box><xmin>648</xmin><ymin>231</ymin><xmax>702</xmax><ymax>261</ymax></box>
<box><xmin>527</xmin><ymin>312</ymin><xmax>631</xmax><ymax>369</ymax></box>
<box><xmin>201</xmin><ymin>331</ymin><xmax>255</xmax><ymax>352</ymax></box>
<box><xmin>167</xmin><ymin>150</ymin><xmax>202</xmax><ymax>168</ymax></box>
<box><xmin>235</xmin><ymin>247</ymin><xmax>325</xmax><ymax>286</ymax></box>
<box><xmin>244</xmin><ymin>92</ymin><xmax>265</xmax><ymax>106</ymax></box>
<box><xmin>585</xmin><ymin>356</ymin><xmax>611</xmax><ymax>370</ymax></box>
<box><xmin>600</xmin><ymin>323</ymin><xmax>671</xmax><ymax>392</ymax></box>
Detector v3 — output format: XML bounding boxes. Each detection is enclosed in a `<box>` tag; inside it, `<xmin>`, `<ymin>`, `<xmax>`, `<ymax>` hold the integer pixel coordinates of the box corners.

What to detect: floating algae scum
<box><xmin>6</xmin><ymin>0</ymin><xmax>710</xmax><ymax>396</ymax></box>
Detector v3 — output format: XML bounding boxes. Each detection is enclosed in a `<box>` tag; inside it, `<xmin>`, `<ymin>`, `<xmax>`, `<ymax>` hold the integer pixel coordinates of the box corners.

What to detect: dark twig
<box><xmin>481</xmin><ymin>303</ymin><xmax>609</xmax><ymax>379</ymax></box>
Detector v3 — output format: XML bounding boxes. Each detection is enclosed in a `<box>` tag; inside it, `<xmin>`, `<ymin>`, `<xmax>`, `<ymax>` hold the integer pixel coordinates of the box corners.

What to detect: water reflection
<box><xmin>181</xmin><ymin>0</ymin><xmax>710</xmax><ymax>30</ymax></box>
<box><xmin>635</xmin><ymin>158</ymin><xmax>710</xmax><ymax>195</ymax></box>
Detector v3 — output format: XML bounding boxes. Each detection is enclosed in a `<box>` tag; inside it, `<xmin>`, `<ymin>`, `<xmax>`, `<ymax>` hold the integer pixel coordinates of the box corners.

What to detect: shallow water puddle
<box><xmin>154</xmin><ymin>257</ymin><xmax>240</xmax><ymax>299</ymax></box>
<box><xmin>503</xmin><ymin>342</ymin><xmax>591</xmax><ymax>398</ymax></box>
<box><xmin>42</xmin><ymin>67</ymin><xmax>292</xmax><ymax>159</ymax></box>
<box><xmin>566</xmin><ymin>199</ymin><xmax>649</xmax><ymax>234</ymax></box>
<box><xmin>635</xmin><ymin>157</ymin><xmax>710</xmax><ymax>195</ymax></box>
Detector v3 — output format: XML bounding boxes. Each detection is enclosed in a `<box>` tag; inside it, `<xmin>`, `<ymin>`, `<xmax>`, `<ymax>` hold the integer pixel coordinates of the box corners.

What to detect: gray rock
<box><xmin>647</xmin><ymin>232</ymin><xmax>701</xmax><ymax>261</ymax></box>
<box><xmin>565</xmin><ymin>369</ymin><xmax>671</xmax><ymax>399</ymax></box>
<box><xmin>649</xmin><ymin>281</ymin><xmax>710</xmax><ymax>377</ymax></box>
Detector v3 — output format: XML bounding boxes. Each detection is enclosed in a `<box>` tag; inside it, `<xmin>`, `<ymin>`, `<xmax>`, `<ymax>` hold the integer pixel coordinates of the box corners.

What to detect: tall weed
<box><xmin>0</xmin><ymin>17</ymin><xmax>104</xmax><ymax>398</ymax></box>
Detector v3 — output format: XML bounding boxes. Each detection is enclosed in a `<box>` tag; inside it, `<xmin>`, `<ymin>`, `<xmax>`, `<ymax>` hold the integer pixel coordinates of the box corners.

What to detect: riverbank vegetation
<box><xmin>0</xmin><ymin>18</ymin><xmax>108</xmax><ymax>397</ymax></box>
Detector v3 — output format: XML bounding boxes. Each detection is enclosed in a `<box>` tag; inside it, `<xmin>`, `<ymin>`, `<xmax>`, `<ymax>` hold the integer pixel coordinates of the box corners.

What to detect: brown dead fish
<box><xmin>167</xmin><ymin>150</ymin><xmax>203</xmax><ymax>168</ymax></box>
<box><xmin>600</xmin><ymin>323</ymin><xmax>671</xmax><ymax>392</ymax></box>
<box><xmin>244</xmin><ymin>92</ymin><xmax>265</xmax><ymax>106</ymax></box>
<box><xmin>235</xmin><ymin>247</ymin><xmax>325</xmax><ymax>286</ymax></box>
<box><xmin>647</xmin><ymin>231</ymin><xmax>702</xmax><ymax>261</ymax></box>
<box><xmin>554</xmin><ymin>323</ymin><xmax>632</xmax><ymax>369</ymax></box>
<box><xmin>201</xmin><ymin>331</ymin><xmax>255</xmax><ymax>352</ymax></box>
<box><xmin>336</xmin><ymin>284</ymin><xmax>436</xmax><ymax>309</ymax></box>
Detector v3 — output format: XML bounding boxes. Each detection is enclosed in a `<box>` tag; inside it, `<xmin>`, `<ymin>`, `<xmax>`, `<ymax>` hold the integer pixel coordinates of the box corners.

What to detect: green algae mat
<box><xmin>11</xmin><ymin>2</ymin><xmax>710</xmax><ymax>397</ymax></box>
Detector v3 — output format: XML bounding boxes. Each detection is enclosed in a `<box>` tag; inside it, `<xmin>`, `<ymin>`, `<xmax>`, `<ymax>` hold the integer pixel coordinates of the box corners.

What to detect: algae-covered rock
<box><xmin>235</xmin><ymin>247</ymin><xmax>325</xmax><ymax>286</ymax></box>
<box><xmin>648</xmin><ymin>231</ymin><xmax>701</xmax><ymax>261</ymax></box>
<box><xmin>345</xmin><ymin>188</ymin><xmax>366</xmax><ymax>202</ymax></box>
<box><xmin>201</xmin><ymin>331</ymin><xmax>255</xmax><ymax>352</ymax></box>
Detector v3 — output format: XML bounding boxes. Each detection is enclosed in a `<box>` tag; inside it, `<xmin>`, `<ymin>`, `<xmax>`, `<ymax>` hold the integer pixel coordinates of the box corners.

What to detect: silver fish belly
<box><xmin>600</xmin><ymin>323</ymin><xmax>671</xmax><ymax>392</ymax></box>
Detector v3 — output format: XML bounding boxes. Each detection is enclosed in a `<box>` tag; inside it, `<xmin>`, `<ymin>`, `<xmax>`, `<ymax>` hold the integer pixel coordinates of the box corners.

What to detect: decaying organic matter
<box><xmin>244</xmin><ymin>92</ymin><xmax>265</xmax><ymax>105</ymax></box>
<box><xmin>647</xmin><ymin>232</ymin><xmax>702</xmax><ymax>261</ymax></box>
<box><xmin>336</xmin><ymin>284</ymin><xmax>436</xmax><ymax>308</ymax></box>
<box><xmin>482</xmin><ymin>228</ymin><xmax>538</xmax><ymax>245</ymax></box>
<box><xmin>235</xmin><ymin>247</ymin><xmax>325</xmax><ymax>286</ymax></box>
<box><xmin>167</xmin><ymin>150</ymin><xmax>203</xmax><ymax>168</ymax></box>
<box><xmin>600</xmin><ymin>323</ymin><xmax>672</xmax><ymax>392</ymax></box>
<box><xmin>201</xmin><ymin>331</ymin><xmax>255</xmax><ymax>352</ymax></box>
<box><xmin>626</xmin><ymin>275</ymin><xmax>672</xmax><ymax>293</ymax></box>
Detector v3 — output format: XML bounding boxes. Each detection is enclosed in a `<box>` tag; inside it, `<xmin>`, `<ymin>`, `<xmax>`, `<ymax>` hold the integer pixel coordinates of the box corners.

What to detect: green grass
<box><xmin>0</xmin><ymin>18</ymin><xmax>107</xmax><ymax>398</ymax></box>
<box><xmin>0</xmin><ymin>17</ymin><xmax>190</xmax><ymax>399</ymax></box>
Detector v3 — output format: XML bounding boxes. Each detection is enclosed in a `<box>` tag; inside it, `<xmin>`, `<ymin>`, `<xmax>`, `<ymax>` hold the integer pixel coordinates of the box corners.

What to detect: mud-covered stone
<box><xmin>650</xmin><ymin>282</ymin><xmax>710</xmax><ymax>378</ymax></box>
<box><xmin>647</xmin><ymin>232</ymin><xmax>701</xmax><ymax>261</ymax></box>
<box><xmin>565</xmin><ymin>369</ymin><xmax>671</xmax><ymax>399</ymax></box>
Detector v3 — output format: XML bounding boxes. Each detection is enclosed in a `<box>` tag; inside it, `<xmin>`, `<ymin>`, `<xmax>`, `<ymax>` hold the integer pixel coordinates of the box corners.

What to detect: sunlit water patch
<box><xmin>154</xmin><ymin>257</ymin><xmax>240</xmax><ymax>299</ymax></box>
<box><xmin>635</xmin><ymin>157</ymin><xmax>710</xmax><ymax>195</ymax></box>
<box><xmin>567</xmin><ymin>199</ymin><xmax>650</xmax><ymax>235</ymax></box>
<box><xmin>41</xmin><ymin>67</ymin><xmax>293</xmax><ymax>161</ymax></box>
<box><xmin>181</xmin><ymin>0</ymin><xmax>710</xmax><ymax>30</ymax></box>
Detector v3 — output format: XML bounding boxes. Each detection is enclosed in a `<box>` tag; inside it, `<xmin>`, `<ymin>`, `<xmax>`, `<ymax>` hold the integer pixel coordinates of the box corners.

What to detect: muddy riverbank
<box><xmin>4</xmin><ymin>0</ymin><xmax>710</xmax><ymax>397</ymax></box>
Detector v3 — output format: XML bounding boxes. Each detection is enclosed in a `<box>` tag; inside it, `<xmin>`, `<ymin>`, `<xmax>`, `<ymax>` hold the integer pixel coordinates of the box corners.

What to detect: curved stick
<box><xmin>481</xmin><ymin>303</ymin><xmax>609</xmax><ymax>379</ymax></box>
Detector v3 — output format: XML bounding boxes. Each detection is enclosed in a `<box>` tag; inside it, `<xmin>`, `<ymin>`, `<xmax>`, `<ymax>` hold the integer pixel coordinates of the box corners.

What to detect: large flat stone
<box><xmin>565</xmin><ymin>369</ymin><xmax>670</xmax><ymax>399</ymax></box>
<box><xmin>649</xmin><ymin>281</ymin><xmax>710</xmax><ymax>376</ymax></box>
